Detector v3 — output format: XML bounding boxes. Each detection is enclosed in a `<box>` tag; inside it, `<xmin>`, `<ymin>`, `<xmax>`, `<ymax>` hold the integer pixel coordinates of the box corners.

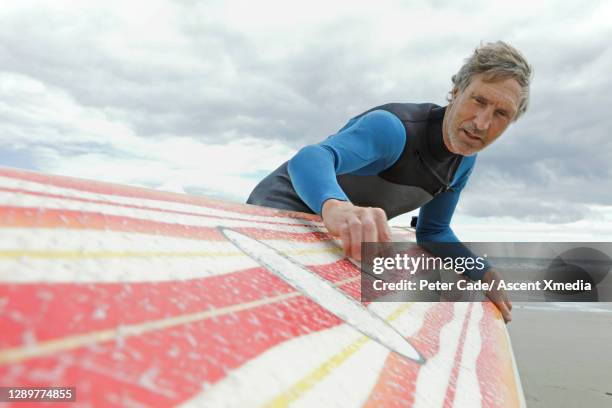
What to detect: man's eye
<box><xmin>495</xmin><ymin>110</ymin><xmax>507</xmax><ymax>117</ymax></box>
<box><xmin>474</xmin><ymin>97</ymin><xmax>486</xmax><ymax>105</ymax></box>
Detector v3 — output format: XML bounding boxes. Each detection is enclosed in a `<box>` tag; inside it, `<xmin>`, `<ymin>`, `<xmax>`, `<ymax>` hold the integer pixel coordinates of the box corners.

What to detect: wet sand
<box><xmin>508</xmin><ymin>304</ymin><xmax>612</xmax><ymax>407</ymax></box>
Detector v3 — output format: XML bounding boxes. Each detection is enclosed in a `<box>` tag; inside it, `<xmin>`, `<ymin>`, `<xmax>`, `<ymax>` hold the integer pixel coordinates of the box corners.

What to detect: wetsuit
<box><xmin>247</xmin><ymin>103</ymin><xmax>490</xmax><ymax>280</ymax></box>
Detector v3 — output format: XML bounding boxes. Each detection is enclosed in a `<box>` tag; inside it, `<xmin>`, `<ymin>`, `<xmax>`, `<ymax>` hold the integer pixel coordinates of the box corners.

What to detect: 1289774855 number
<box><xmin>0</xmin><ymin>387</ymin><xmax>76</xmax><ymax>402</ymax></box>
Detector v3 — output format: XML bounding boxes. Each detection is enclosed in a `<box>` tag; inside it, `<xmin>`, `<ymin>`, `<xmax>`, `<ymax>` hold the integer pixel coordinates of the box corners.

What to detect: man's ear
<box><xmin>451</xmin><ymin>87</ymin><xmax>458</xmax><ymax>101</ymax></box>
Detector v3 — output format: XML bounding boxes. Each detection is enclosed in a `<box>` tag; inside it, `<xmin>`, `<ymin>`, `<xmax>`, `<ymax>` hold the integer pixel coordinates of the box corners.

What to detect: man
<box><xmin>247</xmin><ymin>41</ymin><xmax>532</xmax><ymax>323</ymax></box>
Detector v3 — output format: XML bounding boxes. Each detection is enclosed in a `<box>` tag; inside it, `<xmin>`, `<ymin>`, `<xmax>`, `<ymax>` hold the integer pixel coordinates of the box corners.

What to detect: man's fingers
<box><xmin>486</xmin><ymin>289</ymin><xmax>512</xmax><ymax>323</ymax></box>
<box><xmin>325</xmin><ymin>205</ymin><xmax>391</xmax><ymax>261</ymax></box>
<box><xmin>339</xmin><ymin>221</ymin><xmax>351</xmax><ymax>259</ymax></box>
<box><xmin>501</xmin><ymin>291</ymin><xmax>513</xmax><ymax>311</ymax></box>
<box><xmin>496</xmin><ymin>297</ymin><xmax>512</xmax><ymax>323</ymax></box>
<box><xmin>347</xmin><ymin>216</ymin><xmax>362</xmax><ymax>260</ymax></box>
<box><xmin>362</xmin><ymin>217</ymin><xmax>377</xmax><ymax>244</ymax></box>
<box><xmin>500</xmin><ymin>304</ymin><xmax>512</xmax><ymax>323</ymax></box>
<box><xmin>481</xmin><ymin>269</ymin><xmax>512</xmax><ymax>323</ymax></box>
<box><xmin>372</xmin><ymin>208</ymin><xmax>391</xmax><ymax>241</ymax></box>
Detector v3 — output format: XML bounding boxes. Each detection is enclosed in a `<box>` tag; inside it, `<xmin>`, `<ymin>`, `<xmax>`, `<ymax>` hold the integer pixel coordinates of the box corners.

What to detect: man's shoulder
<box><xmin>360</xmin><ymin>102</ymin><xmax>441</xmax><ymax>123</ymax></box>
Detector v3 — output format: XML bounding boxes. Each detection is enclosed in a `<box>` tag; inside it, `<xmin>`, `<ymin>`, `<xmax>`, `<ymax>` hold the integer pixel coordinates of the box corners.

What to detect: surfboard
<box><xmin>0</xmin><ymin>166</ymin><xmax>525</xmax><ymax>407</ymax></box>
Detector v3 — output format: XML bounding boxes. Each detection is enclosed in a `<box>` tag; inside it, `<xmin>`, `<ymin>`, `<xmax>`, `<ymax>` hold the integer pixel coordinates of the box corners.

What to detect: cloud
<box><xmin>0</xmin><ymin>71</ymin><xmax>294</xmax><ymax>202</ymax></box>
<box><xmin>0</xmin><ymin>0</ymin><xmax>611</xmax><ymax>234</ymax></box>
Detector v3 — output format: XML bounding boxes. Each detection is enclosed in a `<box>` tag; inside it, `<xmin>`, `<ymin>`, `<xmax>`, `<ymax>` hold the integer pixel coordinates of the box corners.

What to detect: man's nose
<box><xmin>474</xmin><ymin>107</ymin><xmax>493</xmax><ymax>131</ymax></box>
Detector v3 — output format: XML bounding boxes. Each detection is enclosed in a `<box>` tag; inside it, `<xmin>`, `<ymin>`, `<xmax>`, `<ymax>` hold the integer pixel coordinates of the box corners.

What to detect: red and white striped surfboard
<box><xmin>0</xmin><ymin>166</ymin><xmax>525</xmax><ymax>407</ymax></box>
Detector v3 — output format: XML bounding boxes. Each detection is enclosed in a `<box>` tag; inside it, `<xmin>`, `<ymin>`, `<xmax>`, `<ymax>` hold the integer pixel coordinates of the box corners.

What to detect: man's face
<box><xmin>443</xmin><ymin>73</ymin><xmax>522</xmax><ymax>156</ymax></box>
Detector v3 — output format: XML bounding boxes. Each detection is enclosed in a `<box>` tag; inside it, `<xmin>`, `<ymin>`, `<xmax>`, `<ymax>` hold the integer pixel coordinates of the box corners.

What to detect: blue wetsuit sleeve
<box><xmin>287</xmin><ymin>110</ymin><xmax>405</xmax><ymax>214</ymax></box>
<box><xmin>416</xmin><ymin>155</ymin><xmax>492</xmax><ymax>280</ymax></box>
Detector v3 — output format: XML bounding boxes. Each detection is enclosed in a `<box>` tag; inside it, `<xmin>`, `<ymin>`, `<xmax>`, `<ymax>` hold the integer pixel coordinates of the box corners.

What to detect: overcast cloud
<box><xmin>1</xmin><ymin>0</ymin><xmax>611</xmax><ymax>239</ymax></box>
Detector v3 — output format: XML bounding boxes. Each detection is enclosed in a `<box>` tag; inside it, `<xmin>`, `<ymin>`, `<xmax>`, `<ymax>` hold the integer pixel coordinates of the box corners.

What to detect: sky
<box><xmin>1</xmin><ymin>0</ymin><xmax>611</xmax><ymax>241</ymax></box>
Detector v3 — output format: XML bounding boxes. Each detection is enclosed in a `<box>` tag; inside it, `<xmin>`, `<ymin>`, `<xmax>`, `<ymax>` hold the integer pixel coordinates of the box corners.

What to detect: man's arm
<box><xmin>416</xmin><ymin>156</ymin><xmax>512</xmax><ymax>322</ymax></box>
<box><xmin>415</xmin><ymin>156</ymin><xmax>489</xmax><ymax>280</ymax></box>
<box><xmin>287</xmin><ymin>109</ymin><xmax>406</xmax><ymax>259</ymax></box>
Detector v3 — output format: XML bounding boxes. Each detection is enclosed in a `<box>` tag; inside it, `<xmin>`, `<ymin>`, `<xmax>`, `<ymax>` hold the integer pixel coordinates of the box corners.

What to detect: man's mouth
<box><xmin>461</xmin><ymin>129</ymin><xmax>483</xmax><ymax>143</ymax></box>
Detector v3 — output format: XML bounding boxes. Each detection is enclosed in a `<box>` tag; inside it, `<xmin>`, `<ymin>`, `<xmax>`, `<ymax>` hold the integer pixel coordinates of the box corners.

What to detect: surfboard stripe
<box><xmin>264</xmin><ymin>303</ymin><xmax>413</xmax><ymax>407</ymax></box>
<box><xmin>0</xmin><ymin>228</ymin><xmax>349</xmax><ymax>284</ymax></box>
<box><xmin>0</xmin><ymin>206</ymin><xmax>224</xmax><ymax>239</ymax></box>
<box><xmin>411</xmin><ymin>303</ymin><xmax>471</xmax><ymax>408</ymax></box>
<box><xmin>477</xmin><ymin>302</ymin><xmax>524</xmax><ymax>408</ymax></box>
<box><xmin>179</xmin><ymin>302</ymin><xmax>434</xmax><ymax>408</ymax></box>
<box><xmin>453</xmin><ymin>302</ymin><xmax>484</xmax><ymax>408</ymax></box>
<box><xmin>307</xmin><ymin>259</ymin><xmax>360</xmax><ymax>282</ymax></box>
<box><xmin>0</xmin><ymin>172</ymin><xmax>325</xmax><ymax>228</ymax></box>
<box><xmin>291</xmin><ymin>303</ymin><xmax>431</xmax><ymax>407</ymax></box>
<box><xmin>232</xmin><ymin>227</ymin><xmax>333</xmax><ymax>242</ymax></box>
<box><xmin>0</xmin><ymin>267</ymin><xmax>277</xmax><ymax>348</ymax></box>
<box><xmin>504</xmin><ymin>329</ymin><xmax>527</xmax><ymax>408</ymax></box>
<box><xmin>0</xmin><ymin>191</ymin><xmax>327</xmax><ymax>233</ymax></box>
<box><xmin>0</xmin><ymin>246</ymin><xmax>341</xmax><ymax>264</ymax></box>
<box><xmin>0</xmin><ymin>207</ymin><xmax>332</xmax><ymax>245</ymax></box>
<box><xmin>0</xmin><ymin>227</ymin><xmax>238</xmax><ymax>253</ymax></box>
<box><xmin>0</xmin><ymin>184</ymin><xmax>316</xmax><ymax>229</ymax></box>
<box><xmin>0</xmin><ymin>274</ymin><xmax>360</xmax><ymax>364</ymax></box>
<box><xmin>0</xmin><ymin>251</ymin><xmax>259</xmax><ymax>283</ymax></box>
<box><xmin>362</xmin><ymin>302</ymin><xmax>454</xmax><ymax>407</ymax></box>
<box><xmin>0</xmin><ymin>229</ymin><xmax>341</xmax><ymax>259</ymax></box>
<box><xmin>178</xmin><ymin>322</ymin><xmax>372</xmax><ymax>407</ymax></box>
<box><xmin>287</xmin><ymin>302</ymin><xmax>439</xmax><ymax>408</ymax></box>
<box><xmin>0</xmin><ymin>278</ymin><xmax>368</xmax><ymax>407</ymax></box>
<box><xmin>275</xmin><ymin>303</ymin><xmax>456</xmax><ymax>407</ymax></box>
<box><xmin>0</xmin><ymin>167</ymin><xmax>321</xmax><ymax>222</ymax></box>
<box><xmin>442</xmin><ymin>302</ymin><xmax>475</xmax><ymax>407</ymax></box>
<box><xmin>1</xmin><ymin>254</ymin><xmax>364</xmax><ymax>348</ymax></box>
<box><xmin>287</xmin><ymin>336</ymin><xmax>380</xmax><ymax>408</ymax></box>
<box><xmin>477</xmin><ymin>303</ymin><xmax>503</xmax><ymax>407</ymax></box>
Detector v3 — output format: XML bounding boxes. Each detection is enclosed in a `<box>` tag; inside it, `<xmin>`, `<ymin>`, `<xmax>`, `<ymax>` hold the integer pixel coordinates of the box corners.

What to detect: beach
<box><xmin>508</xmin><ymin>303</ymin><xmax>612</xmax><ymax>407</ymax></box>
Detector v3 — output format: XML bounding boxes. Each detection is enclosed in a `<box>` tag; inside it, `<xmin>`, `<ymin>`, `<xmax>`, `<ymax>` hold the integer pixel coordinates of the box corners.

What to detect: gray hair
<box><xmin>449</xmin><ymin>41</ymin><xmax>532</xmax><ymax>120</ymax></box>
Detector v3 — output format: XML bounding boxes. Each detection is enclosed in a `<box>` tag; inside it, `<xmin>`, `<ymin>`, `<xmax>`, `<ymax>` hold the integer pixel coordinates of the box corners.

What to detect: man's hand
<box><xmin>482</xmin><ymin>268</ymin><xmax>512</xmax><ymax>323</ymax></box>
<box><xmin>321</xmin><ymin>199</ymin><xmax>392</xmax><ymax>261</ymax></box>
